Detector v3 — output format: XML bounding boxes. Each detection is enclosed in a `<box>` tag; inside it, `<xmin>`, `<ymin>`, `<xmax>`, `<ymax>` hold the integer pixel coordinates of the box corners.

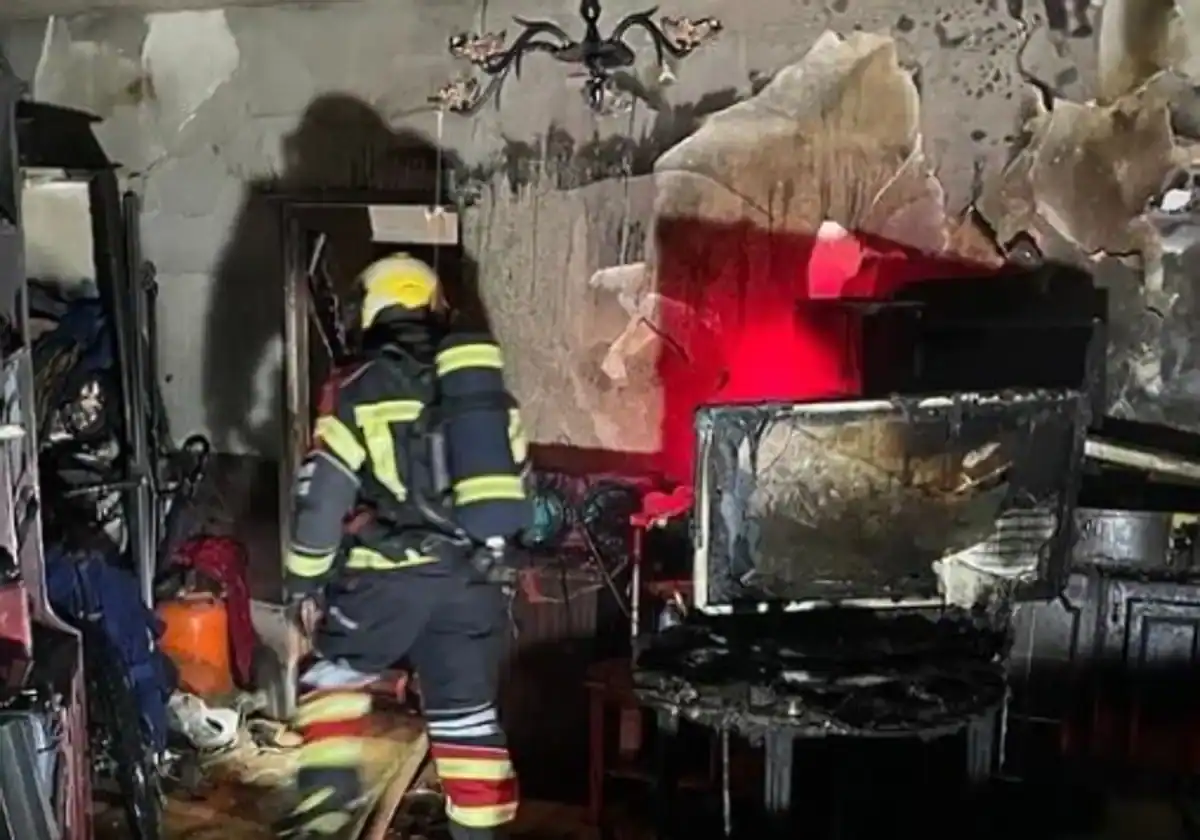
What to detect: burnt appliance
<box><xmin>630</xmin><ymin>264</ymin><xmax>1103</xmax><ymax>835</ymax></box>
<box><xmin>638</xmin><ymin>389</ymin><xmax>1089</xmax><ymax>734</ymax></box>
<box><xmin>692</xmin><ymin>390</ymin><xmax>1086</xmax><ymax>615</ymax></box>
<box><xmin>657</xmin><ymin>261</ymin><xmax>1105</xmax><ymax>624</ymax></box>
<box><xmin>632</xmin><ymin>388</ymin><xmax>1091</xmax><ymax>838</ymax></box>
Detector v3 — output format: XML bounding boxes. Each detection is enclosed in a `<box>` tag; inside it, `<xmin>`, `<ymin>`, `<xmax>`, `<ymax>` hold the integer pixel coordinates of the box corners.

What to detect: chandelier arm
<box><xmin>511</xmin><ymin>17</ymin><xmax>573</xmax><ymax>42</ymax></box>
<box><xmin>481</xmin><ymin>29</ymin><xmax>573</xmax><ymax>75</ymax></box>
<box><xmin>612</xmin><ymin>15</ymin><xmax>692</xmax><ymax>62</ymax></box>
<box><xmin>608</xmin><ymin>6</ymin><xmax>659</xmax><ymax>39</ymax></box>
<box><xmin>510</xmin><ymin>40</ymin><xmax>577</xmax><ymax>78</ymax></box>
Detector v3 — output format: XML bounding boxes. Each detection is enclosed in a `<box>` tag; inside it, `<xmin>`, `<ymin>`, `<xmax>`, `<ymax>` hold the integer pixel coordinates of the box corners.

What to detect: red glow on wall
<box><xmin>652</xmin><ymin>217</ymin><xmax>993</xmax><ymax>484</ymax></box>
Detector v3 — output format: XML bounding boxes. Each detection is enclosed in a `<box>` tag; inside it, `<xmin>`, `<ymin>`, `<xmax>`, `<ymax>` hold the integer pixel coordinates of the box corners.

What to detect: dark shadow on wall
<box><xmin>203</xmin><ymin>82</ymin><xmax>761</xmax><ymax>459</ymax></box>
<box><xmin>204</xmin><ymin>92</ymin><xmax>485</xmax><ymax>457</ymax></box>
<box><xmin>201</xmin><ymin>94</ymin><xmax>484</xmax><ymax>597</ymax></box>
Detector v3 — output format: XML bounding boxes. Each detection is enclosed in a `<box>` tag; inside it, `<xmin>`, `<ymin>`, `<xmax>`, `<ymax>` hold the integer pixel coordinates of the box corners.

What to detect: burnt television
<box><xmin>692</xmin><ymin>389</ymin><xmax>1088</xmax><ymax>614</ymax></box>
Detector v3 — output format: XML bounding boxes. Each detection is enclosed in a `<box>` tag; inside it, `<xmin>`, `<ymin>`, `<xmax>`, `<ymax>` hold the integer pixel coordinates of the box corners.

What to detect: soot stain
<box><xmin>459</xmin><ymin>87</ymin><xmax>747</xmax><ymax>197</ymax></box>
<box><xmin>1054</xmin><ymin>67</ymin><xmax>1080</xmax><ymax>89</ymax></box>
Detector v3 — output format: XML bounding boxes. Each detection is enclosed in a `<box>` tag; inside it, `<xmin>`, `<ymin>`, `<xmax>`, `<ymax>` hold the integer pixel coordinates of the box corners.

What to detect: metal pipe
<box><xmin>121</xmin><ymin>189</ymin><xmax>156</xmax><ymax>606</ymax></box>
<box><xmin>142</xmin><ymin>259</ymin><xmax>164</xmax><ymax>472</ymax></box>
<box><xmin>274</xmin><ymin>212</ymin><xmax>307</xmax><ymax>722</ymax></box>
<box><xmin>1085</xmin><ymin>437</ymin><xmax>1200</xmax><ymax>482</ymax></box>
<box><xmin>630</xmin><ymin>524</ymin><xmax>642</xmax><ymax>647</ymax></box>
<box><xmin>90</xmin><ymin>175</ymin><xmax>154</xmax><ymax>606</ymax></box>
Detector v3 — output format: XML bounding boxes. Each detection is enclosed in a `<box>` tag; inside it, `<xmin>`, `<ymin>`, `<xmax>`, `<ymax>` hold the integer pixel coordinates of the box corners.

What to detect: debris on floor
<box><xmin>95</xmin><ymin>708</ymin><xmax>432</xmax><ymax>840</ymax></box>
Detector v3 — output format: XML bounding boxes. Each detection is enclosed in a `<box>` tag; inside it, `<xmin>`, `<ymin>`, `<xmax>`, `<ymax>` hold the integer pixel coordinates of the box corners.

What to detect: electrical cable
<box><xmin>579</xmin><ymin>519</ymin><xmax>631</xmax><ymax>619</ymax></box>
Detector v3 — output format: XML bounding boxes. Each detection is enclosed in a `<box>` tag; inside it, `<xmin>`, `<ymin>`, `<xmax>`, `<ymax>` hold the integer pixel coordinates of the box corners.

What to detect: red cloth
<box><xmin>631</xmin><ymin>486</ymin><xmax>694</xmax><ymax>528</ymax></box>
<box><xmin>173</xmin><ymin>536</ymin><xmax>254</xmax><ymax>687</ymax></box>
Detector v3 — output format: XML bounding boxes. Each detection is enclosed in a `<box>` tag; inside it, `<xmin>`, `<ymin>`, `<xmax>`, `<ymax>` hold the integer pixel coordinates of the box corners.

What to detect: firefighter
<box><xmin>276</xmin><ymin>253</ymin><xmax>529</xmax><ymax>840</ymax></box>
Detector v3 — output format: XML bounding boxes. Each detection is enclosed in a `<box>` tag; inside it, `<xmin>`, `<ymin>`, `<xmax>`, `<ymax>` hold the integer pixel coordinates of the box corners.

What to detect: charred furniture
<box><xmin>1009</xmin><ymin>421</ymin><xmax>1200</xmax><ymax>782</ymax></box>
<box><xmin>631</xmin><ymin>265</ymin><xmax>1103</xmax><ymax>837</ymax></box>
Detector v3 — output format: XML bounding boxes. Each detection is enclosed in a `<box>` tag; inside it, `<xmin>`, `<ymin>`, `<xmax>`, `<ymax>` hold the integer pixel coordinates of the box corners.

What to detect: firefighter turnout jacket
<box><xmin>284</xmin><ymin>332</ymin><xmax>531</xmax><ymax>596</ymax></box>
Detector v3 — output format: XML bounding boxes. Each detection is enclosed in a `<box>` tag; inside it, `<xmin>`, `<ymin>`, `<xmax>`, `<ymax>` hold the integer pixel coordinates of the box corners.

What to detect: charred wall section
<box><xmin>0</xmin><ymin>0</ymin><xmax>1133</xmax><ymax>458</ymax></box>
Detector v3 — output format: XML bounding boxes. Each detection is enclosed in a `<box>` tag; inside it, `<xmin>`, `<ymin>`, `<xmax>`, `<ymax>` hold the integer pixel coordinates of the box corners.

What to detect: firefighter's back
<box><xmin>332</xmin><ymin>348</ymin><xmax>449</xmax><ymax>573</ymax></box>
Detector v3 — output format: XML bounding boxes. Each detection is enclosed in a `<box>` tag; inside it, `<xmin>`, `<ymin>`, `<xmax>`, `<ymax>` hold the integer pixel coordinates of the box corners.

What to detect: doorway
<box><xmin>275</xmin><ymin>198</ymin><xmax>461</xmax><ymax>599</ymax></box>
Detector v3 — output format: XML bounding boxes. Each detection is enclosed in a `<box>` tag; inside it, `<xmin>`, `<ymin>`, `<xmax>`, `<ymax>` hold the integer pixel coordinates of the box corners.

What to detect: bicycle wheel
<box><xmin>81</xmin><ymin>622</ymin><xmax>163</xmax><ymax>840</ymax></box>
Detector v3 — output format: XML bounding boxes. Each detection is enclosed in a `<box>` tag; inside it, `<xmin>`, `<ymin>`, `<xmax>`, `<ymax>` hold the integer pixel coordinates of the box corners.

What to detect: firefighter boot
<box><xmin>274</xmin><ymin>686</ymin><xmax>400</xmax><ymax>839</ymax></box>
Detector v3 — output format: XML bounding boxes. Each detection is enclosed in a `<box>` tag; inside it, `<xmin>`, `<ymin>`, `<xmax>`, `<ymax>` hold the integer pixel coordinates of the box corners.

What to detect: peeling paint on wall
<box><xmin>141</xmin><ymin>10</ymin><xmax>239</xmax><ymax>137</ymax></box>
<box><xmin>32</xmin><ymin>16</ymin><xmax>146</xmax><ymax>117</ymax></box>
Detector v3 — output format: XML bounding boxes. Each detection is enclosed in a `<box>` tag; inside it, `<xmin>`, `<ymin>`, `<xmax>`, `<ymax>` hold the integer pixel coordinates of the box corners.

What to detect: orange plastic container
<box><xmin>157</xmin><ymin>593</ymin><xmax>234</xmax><ymax>698</ymax></box>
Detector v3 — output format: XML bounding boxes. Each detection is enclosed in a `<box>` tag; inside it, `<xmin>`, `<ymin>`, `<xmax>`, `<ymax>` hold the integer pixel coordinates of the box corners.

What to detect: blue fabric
<box><xmin>44</xmin><ymin>546</ymin><xmax>173</xmax><ymax>753</ymax></box>
<box><xmin>40</xmin><ymin>298</ymin><xmax>114</xmax><ymax>370</ymax></box>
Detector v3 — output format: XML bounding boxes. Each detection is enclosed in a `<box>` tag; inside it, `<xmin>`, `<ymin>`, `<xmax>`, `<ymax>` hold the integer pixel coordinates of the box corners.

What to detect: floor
<box><xmin>91</xmin><ymin>784</ymin><xmax>1200</xmax><ymax>840</ymax></box>
<box><xmin>94</xmin><ymin>710</ymin><xmax>431</xmax><ymax>840</ymax></box>
<box><xmin>85</xmin><ymin>706</ymin><xmax>1200</xmax><ymax>840</ymax></box>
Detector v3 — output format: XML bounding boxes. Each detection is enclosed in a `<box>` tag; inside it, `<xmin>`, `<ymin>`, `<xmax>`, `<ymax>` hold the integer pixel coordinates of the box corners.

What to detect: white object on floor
<box><xmin>0</xmin><ymin>424</ymin><xmax>25</xmax><ymax>440</ymax></box>
<box><xmin>167</xmin><ymin>691</ymin><xmax>239</xmax><ymax>752</ymax></box>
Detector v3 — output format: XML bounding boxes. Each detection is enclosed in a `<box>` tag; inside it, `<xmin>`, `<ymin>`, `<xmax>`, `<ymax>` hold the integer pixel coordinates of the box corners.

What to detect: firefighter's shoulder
<box><xmin>436</xmin><ymin>330</ymin><xmax>507</xmax><ymax>373</ymax></box>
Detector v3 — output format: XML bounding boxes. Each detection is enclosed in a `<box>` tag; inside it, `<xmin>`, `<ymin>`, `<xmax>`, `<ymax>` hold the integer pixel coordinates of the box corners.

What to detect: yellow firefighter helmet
<box><xmin>358</xmin><ymin>253</ymin><xmax>439</xmax><ymax>329</ymax></box>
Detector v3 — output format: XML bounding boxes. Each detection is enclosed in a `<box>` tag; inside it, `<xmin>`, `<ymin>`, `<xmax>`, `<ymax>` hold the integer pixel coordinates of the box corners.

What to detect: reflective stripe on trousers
<box><xmin>427</xmin><ymin>703</ymin><xmax>518</xmax><ymax>831</ymax></box>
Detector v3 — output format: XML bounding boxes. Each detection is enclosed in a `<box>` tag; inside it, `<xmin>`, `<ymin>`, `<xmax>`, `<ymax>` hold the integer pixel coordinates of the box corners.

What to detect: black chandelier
<box><xmin>435</xmin><ymin>0</ymin><xmax>721</xmax><ymax>115</ymax></box>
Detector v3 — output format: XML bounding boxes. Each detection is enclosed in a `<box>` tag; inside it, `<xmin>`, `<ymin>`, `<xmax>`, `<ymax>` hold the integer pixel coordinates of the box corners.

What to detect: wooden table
<box><xmin>585</xmin><ymin>658</ymin><xmax>639</xmax><ymax>825</ymax></box>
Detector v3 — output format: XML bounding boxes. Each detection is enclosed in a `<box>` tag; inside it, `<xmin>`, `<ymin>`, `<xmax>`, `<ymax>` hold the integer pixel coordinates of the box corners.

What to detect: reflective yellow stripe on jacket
<box><xmin>507</xmin><ymin>409</ymin><xmax>527</xmax><ymax>466</ymax></box>
<box><xmin>313</xmin><ymin>415</ymin><xmax>366</xmax><ymax>471</ymax></box>
<box><xmin>343</xmin><ymin>546</ymin><xmax>436</xmax><ymax>571</ymax></box>
<box><xmin>453</xmin><ymin>475</ymin><xmax>526</xmax><ymax>507</ymax></box>
<box><xmin>286</xmin><ymin>548</ymin><xmax>336</xmax><ymax>580</ymax></box>
<box><xmin>435</xmin><ymin>342</ymin><xmax>503</xmax><ymax>376</ymax></box>
<box><xmin>352</xmin><ymin>399</ymin><xmax>423</xmax><ymax>501</ymax></box>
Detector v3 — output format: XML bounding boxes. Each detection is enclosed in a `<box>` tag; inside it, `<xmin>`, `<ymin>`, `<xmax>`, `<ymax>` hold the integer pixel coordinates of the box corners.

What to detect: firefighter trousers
<box><xmin>296</xmin><ymin>565</ymin><xmax>516</xmax><ymax>840</ymax></box>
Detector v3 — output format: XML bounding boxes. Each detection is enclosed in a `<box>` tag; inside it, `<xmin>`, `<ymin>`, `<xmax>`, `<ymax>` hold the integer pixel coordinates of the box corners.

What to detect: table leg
<box><xmin>763</xmin><ymin>731</ymin><xmax>794</xmax><ymax>834</ymax></box>
<box><xmin>966</xmin><ymin>704</ymin><xmax>998</xmax><ymax>785</ymax></box>
<box><xmin>587</xmin><ymin>689</ymin><xmax>604</xmax><ymax>825</ymax></box>
<box><xmin>653</xmin><ymin>709</ymin><xmax>681</xmax><ymax>840</ymax></box>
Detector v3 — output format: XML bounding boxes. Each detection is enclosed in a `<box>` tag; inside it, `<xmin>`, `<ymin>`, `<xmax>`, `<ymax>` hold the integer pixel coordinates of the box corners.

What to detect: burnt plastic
<box><xmin>694</xmin><ymin>389</ymin><xmax>1087</xmax><ymax>609</ymax></box>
